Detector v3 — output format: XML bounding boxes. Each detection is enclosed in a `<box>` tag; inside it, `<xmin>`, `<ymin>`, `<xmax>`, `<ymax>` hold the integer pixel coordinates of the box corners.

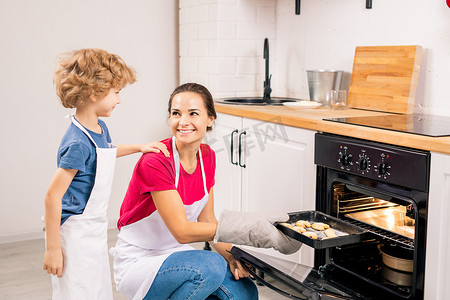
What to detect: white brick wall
<box><xmin>179</xmin><ymin>0</ymin><xmax>276</xmax><ymax>98</ymax></box>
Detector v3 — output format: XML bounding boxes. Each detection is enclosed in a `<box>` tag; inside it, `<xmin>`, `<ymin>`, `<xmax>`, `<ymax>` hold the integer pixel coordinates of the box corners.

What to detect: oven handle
<box><xmin>242</xmin><ymin>263</ymin><xmax>303</xmax><ymax>300</ymax></box>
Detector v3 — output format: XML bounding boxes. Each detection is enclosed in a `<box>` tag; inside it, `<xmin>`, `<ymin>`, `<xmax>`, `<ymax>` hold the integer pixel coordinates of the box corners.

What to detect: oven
<box><xmin>230</xmin><ymin>132</ymin><xmax>430</xmax><ymax>299</ymax></box>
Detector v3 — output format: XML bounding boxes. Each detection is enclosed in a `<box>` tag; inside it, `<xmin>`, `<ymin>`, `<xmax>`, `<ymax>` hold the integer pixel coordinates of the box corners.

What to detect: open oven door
<box><xmin>231</xmin><ymin>246</ymin><xmax>365</xmax><ymax>300</ymax></box>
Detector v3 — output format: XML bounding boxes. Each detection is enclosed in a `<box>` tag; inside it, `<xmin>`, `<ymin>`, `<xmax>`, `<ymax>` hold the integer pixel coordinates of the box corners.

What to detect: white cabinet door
<box><xmin>206</xmin><ymin>113</ymin><xmax>242</xmax><ymax>218</ymax></box>
<box><xmin>240</xmin><ymin>118</ymin><xmax>316</xmax><ymax>266</ymax></box>
<box><xmin>207</xmin><ymin>114</ymin><xmax>316</xmax><ymax>266</ymax></box>
<box><xmin>241</xmin><ymin>118</ymin><xmax>316</xmax><ymax>213</ymax></box>
<box><xmin>425</xmin><ymin>152</ymin><xmax>450</xmax><ymax>299</ymax></box>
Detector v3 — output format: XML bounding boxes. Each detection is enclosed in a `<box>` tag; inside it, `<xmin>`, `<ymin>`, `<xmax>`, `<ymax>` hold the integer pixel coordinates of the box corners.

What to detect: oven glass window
<box><xmin>328</xmin><ymin>182</ymin><xmax>417</xmax><ymax>298</ymax></box>
<box><xmin>333</xmin><ymin>182</ymin><xmax>415</xmax><ymax>241</ymax></box>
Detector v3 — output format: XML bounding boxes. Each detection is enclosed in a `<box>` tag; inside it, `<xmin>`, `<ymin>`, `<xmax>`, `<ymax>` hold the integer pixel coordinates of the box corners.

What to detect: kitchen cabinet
<box><xmin>240</xmin><ymin>117</ymin><xmax>315</xmax><ymax>215</ymax></box>
<box><xmin>206</xmin><ymin>113</ymin><xmax>316</xmax><ymax>266</ymax></box>
<box><xmin>206</xmin><ymin>113</ymin><xmax>243</xmax><ymax>216</ymax></box>
<box><xmin>425</xmin><ymin>152</ymin><xmax>450</xmax><ymax>299</ymax></box>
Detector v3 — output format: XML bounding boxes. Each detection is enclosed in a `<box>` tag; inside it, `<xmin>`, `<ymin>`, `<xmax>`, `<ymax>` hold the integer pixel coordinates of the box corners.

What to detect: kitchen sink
<box><xmin>215</xmin><ymin>97</ymin><xmax>300</xmax><ymax>106</ymax></box>
<box><xmin>215</xmin><ymin>39</ymin><xmax>302</xmax><ymax>106</ymax></box>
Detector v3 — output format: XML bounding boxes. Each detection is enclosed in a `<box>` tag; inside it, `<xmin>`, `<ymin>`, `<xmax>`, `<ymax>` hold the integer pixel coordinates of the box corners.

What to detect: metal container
<box><xmin>307</xmin><ymin>70</ymin><xmax>343</xmax><ymax>107</ymax></box>
<box><xmin>378</xmin><ymin>244</ymin><xmax>413</xmax><ymax>273</ymax></box>
<box><xmin>381</xmin><ymin>265</ymin><xmax>413</xmax><ymax>286</ymax></box>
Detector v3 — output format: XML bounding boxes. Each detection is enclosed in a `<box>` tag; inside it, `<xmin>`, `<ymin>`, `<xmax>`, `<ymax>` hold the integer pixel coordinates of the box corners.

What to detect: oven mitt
<box><xmin>214</xmin><ymin>210</ymin><xmax>302</xmax><ymax>255</ymax></box>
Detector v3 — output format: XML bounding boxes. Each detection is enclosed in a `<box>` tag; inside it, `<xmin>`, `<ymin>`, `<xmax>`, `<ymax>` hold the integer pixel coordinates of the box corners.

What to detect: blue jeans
<box><xmin>144</xmin><ymin>250</ymin><xmax>258</xmax><ymax>300</ymax></box>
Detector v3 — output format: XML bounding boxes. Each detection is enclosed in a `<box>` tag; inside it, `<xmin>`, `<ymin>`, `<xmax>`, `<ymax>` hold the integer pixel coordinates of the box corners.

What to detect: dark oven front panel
<box><xmin>314</xmin><ymin>133</ymin><xmax>430</xmax><ymax>192</ymax></box>
<box><xmin>315</xmin><ymin>133</ymin><xmax>430</xmax><ymax>300</ymax></box>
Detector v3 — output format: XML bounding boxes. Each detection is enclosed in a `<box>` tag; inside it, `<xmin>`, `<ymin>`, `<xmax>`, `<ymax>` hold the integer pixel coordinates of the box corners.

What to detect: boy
<box><xmin>43</xmin><ymin>48</ymin><xmax>168</xmax><ymax>299</ymax></box>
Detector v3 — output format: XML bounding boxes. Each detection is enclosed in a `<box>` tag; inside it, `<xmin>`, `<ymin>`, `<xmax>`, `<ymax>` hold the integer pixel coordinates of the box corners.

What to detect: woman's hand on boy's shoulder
<box><xmin>141</xmin><ymin>142</ymin><xmax>170</xmax><ymax>157</ymax></box>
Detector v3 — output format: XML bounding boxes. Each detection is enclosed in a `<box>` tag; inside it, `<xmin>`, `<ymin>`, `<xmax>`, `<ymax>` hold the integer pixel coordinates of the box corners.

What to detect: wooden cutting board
<box><xmin>348</xmin><ymin>45</ymin><xmax>422</xmax><ymax>114</ymax></box>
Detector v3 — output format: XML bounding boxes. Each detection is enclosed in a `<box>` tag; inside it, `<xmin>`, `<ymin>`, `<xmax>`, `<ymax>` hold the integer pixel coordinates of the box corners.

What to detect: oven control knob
<box><xmin>378</xmin><ymin>162</ymin><xmax>388</xmax><ymax>175</ymax></box>
<box><xmin>341</xmin><ymin>154</ymin><xmax>351</xmax><ymax>166</ymax></box>
<box><xmin>359</xmin><ymin>158</ymin><xmax>368</xmax><ymax>170</ymax></box>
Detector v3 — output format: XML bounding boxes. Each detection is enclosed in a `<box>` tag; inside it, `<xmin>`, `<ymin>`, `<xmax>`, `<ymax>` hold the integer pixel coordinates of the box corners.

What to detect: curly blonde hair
<box><xmin>53</xmin><ymin>49</ymin><xmax>136</xmax><ymax>108</ymax></box>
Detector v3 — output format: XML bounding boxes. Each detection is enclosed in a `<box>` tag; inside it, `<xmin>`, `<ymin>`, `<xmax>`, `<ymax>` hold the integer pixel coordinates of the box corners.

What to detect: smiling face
<box><xmin>93</xmin><ymin>88</ymin><xmax>121</xmax><ymax>117</ymax></box>
<box><xmin>169</xmin><ymin>91</ymin><xmax>215</xmax><ymax>146</ymax></box>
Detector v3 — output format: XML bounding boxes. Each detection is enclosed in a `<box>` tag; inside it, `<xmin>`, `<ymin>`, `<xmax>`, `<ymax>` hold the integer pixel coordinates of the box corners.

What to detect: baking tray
<box><xmin>274</xmin><ymin>210</ymin><xmax>367</xmax><ymax>249</ymax></box>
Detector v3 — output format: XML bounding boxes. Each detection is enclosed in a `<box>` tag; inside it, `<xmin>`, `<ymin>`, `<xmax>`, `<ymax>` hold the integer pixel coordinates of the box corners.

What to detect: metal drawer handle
<box><xmin>238</xmin><ymin>131</ymin><xmax>246</xmax><ymax>168</ymax></box>
<box><xmin>230</xmin><ymin>129</ymin><xmax>238</xmax><ymax>165</ymax></box>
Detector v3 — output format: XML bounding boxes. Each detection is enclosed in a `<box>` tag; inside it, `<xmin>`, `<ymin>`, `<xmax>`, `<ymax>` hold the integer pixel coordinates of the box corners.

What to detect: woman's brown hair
<box><xmin>168</xmin><ymin>83</ymin><xmax>217</xmax><ymax>131</ymax></box>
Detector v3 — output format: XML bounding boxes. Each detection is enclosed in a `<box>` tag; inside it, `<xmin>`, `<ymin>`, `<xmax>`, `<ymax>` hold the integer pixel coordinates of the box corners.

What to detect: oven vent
<box><xmin>343</xmin><ymin>217</ymin><xmax>414</xmax><ymax>250</ymax></box>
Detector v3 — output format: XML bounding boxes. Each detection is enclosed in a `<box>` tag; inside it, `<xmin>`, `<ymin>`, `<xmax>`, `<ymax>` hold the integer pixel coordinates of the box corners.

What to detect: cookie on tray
<box><xmin>302</xmin><ymin>231</ymin><xmax>318</xmax><ymax>239</ymax></box>
<box><xmin>293</xmin><ymin>226</ymin><xmax>306</xmax><ymax>233</ymax></box>
<box><xmin>324</xmin><ymin>228</ymin><xmax>337</xmax><ymax>238</ymax></box>
<box><xmin>311</xmin><ymin>222</ymin><xmax>330</xmax><ymax>231</ymax></box>
<box><xmin>295</xmin><ymin>220</ymin><xmax>311</xmax><ymax>228</ymax></box>
<box><xmin>280</xmin><ymin>222</ymin><xmax>294</xmax><ymax>229</ymax></box>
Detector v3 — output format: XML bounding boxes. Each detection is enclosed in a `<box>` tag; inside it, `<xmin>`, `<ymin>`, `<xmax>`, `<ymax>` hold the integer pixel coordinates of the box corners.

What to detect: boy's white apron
<box><xmin>52</xmin><ymin>115</ymin><xmax>117</xmax><ymax>300</ymax></box>
<box><xmin>111</xmin><ymin>137</ymin><xmax>210</xmax><ymax>300</ymax></box>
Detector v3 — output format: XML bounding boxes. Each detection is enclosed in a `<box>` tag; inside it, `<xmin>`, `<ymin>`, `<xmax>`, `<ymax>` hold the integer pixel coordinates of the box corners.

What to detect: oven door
<box><xmin>231</xmin><ymin>246</ymin><xmax>366</xmax><ymax>300</ymax></box>
<box><xmin>314</xmin><ymin>170</ymin><xmax>427</xmax><ymax>300</ymax></box>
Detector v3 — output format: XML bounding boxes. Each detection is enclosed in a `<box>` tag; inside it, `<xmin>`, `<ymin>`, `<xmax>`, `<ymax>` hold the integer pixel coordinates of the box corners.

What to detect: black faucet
<box><xmin>263</xmin><ymin>38</ymin><xmax>272</xmax><ymax>102</ymax></box>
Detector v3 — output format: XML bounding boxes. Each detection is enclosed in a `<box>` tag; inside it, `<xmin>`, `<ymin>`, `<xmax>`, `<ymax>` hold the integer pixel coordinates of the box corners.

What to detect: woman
<box><xmin>114</xmin><ymin>83</ymin><xmax>258</xmax><ymax>299</ymax></box>
<box><xmin>112</xmin><ymin>83</ymin><xmax>300</xmax><ymax>300</ymax></box>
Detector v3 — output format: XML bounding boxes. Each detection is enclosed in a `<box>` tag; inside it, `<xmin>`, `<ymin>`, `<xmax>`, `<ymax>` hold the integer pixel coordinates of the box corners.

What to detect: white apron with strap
<box><xmin>52</xmin><ymin>115</ymin><xmax>117</xmax><ymax>300</ymax></box>
<box><xmin>112</xmin><ymin>137</ymin><xmax>210</xmax><ymax>300</ymax></box>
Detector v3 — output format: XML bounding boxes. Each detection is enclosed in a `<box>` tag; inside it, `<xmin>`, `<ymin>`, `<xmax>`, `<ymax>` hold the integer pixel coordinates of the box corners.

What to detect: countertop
<box><xmin>215</xmin><ymin>103</ymin><xmax>450</xmax><ymax>155</ymax></box>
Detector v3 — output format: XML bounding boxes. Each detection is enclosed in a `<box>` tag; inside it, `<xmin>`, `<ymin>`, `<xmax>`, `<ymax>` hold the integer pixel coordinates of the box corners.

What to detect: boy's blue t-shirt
<box><xmin>57</xmin><ymin>118</ymin><xmax>112</xmax><ymax>224</ymax></box>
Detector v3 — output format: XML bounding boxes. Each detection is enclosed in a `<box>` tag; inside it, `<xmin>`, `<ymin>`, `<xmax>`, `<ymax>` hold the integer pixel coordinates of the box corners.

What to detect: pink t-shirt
<box><xmin>118</xmin><ymin>137</ymin><xmax>216</xmax><ymax>230</ymax></box>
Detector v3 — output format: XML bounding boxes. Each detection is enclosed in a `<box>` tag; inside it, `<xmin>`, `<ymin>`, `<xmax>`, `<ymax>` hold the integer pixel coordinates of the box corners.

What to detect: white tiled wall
<box><xmin>179</xmin><ymin>0</ymin><xmax>276</xmax><ymax>98</ymax></box>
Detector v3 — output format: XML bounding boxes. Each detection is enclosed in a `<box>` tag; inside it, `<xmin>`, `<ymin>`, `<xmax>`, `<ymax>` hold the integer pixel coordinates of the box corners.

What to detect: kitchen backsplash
<box><xmin>180</xmin><ymin>0</ymin><xmax>450</xmax><ymax>117</ymax></box>
<box><xmin>179</xmin><ymin>0</ymin><xmax>276</xmax><ymax>99</ymax></box>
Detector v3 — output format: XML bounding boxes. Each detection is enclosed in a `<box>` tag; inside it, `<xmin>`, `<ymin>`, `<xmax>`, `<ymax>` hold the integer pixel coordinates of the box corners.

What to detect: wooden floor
<box><xmin>0</xmin><ymin>229</ymin><xmax>282</xmax><ymax>300</ymax></box>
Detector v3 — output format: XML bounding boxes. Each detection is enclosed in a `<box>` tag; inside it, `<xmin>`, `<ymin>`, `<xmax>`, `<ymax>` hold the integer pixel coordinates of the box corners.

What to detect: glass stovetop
<box><xmin>324</xmin><ymin>114</ymin><xmax>450</xmax><ymax>137</ymax></box>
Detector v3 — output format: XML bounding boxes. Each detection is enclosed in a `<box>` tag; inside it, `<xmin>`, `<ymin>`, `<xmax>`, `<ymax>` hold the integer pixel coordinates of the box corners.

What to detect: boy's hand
<box><xmin>43</xmin><ymin>248</ymin><xmax>64</xmax><ymax>277</ymax></box>
<box><xmin>141</xmin><ymin>142</ymin><xmax>170</xmax><ymax>157</ymax></box>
